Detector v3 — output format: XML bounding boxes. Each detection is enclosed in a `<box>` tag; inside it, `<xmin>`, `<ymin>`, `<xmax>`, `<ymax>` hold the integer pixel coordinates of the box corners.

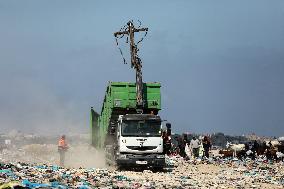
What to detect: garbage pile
<box><xmin>165</xmin><ymin>156</ymin><xmax>284</xmax><ymax>188</ymax></box>
<box><xmin>0</xmin><ymin>132</ymin><xmax>283</xmax><ymax>188</ymax></box>
<box><xmin>0</xmin><ymin>156</ymin><xmax>283</xmax><ymax>189</ymax></box>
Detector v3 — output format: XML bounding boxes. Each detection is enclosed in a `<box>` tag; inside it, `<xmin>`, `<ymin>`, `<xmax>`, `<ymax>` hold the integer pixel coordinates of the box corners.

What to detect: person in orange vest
<box><xmin>58</xmin><ymin>135</ymin><xmax>68</xmax><ymax>166</ymax></box>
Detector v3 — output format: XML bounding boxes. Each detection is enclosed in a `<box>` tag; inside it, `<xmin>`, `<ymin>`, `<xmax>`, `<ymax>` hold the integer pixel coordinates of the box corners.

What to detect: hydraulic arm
<box><xmin>114</xmin><ymin>21</ymin><xmax>148</xmax><ymax>113</ymax></box>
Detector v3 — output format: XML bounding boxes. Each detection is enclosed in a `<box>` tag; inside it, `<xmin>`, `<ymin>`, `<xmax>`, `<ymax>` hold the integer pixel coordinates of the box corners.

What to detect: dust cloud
<box><xmin>64</xmin><ymin>145</ymin><xmax>106</xmax><ymax>168</ymax></box>
<box><xmin>0</xmin><ymin>77</ymin><xmax>105</xmax><ymax>168</ymax></box>
<box><xmin>0</xmin><ymin>133</ymin><xmax>106</xmax><ymax>169</ymax></box>
<box><xmin>0</xmin><ymin>77</ymin><xmax>89</xmax><ymax>135</ymax></box>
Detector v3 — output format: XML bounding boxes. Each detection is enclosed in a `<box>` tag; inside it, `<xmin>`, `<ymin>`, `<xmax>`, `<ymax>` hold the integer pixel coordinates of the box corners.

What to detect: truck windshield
<box><xmin>121</xmin><ymin>120</ymin><xmax>161</xmax><ymax>136</ymax></box>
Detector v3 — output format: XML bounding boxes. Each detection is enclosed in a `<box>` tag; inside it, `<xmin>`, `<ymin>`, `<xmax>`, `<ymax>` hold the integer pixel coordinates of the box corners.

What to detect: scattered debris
<box><xmin>0</xmin><ymin>156</ymin><xmax>283</xmax><ymax>188</ymax></box>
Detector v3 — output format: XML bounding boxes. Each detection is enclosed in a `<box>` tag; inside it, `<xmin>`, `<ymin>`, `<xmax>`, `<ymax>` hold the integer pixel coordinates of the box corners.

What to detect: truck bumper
<box><xmin>117</xmin><ymin>154</ymin><xmax>165</xmax><ymax>167</ymax></box>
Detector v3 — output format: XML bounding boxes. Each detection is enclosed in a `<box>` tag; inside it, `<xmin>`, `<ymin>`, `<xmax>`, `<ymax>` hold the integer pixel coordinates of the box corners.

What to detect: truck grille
<box><xmin>126</xmin><ymin>146</ymin><xmax>157</xmax><ymax>151</ymax></box>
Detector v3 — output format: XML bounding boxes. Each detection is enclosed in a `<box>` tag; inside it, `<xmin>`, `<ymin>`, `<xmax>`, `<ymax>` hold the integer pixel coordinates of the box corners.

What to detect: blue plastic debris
<box><xmin>22</xmin><ymin>179</ymin><xmax>50</xmax><ymax>188</ymax></box>
<box><xmin>50</xmin><ymin>181</ymin><xmax>67</xmax><ymax>189</ymax></box>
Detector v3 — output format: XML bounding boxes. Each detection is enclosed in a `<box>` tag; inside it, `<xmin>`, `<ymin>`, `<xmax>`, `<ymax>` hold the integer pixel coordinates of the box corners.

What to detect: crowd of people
<box><xmin>162</xmin><ymin>133</ymin><xmax>284</xmax><ymax>162</ymax></box>
<box><xmin>162</xmin><ymin>134</ymin><xmax>212</xmax><ymax>159</ymax></box>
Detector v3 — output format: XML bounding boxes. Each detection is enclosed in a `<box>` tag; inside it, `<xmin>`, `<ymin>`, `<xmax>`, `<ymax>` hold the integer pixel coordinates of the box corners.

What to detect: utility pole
<box><xmin>114</xmin><ymin>21</ymin><xmax>148</xmax><ymax>113</ymax></box>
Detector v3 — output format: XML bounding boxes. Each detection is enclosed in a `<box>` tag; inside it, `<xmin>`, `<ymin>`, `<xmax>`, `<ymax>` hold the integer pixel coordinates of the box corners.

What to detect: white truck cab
<box><xmin>115</xmin><ymin>114</ymin><xmax>165</xmax><ymax>168</ymax></box>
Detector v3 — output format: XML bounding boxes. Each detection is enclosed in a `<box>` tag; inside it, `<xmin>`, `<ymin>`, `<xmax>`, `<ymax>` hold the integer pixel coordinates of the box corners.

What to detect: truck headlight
<box><xmin>156</xmin><ymin>155</ymin><xmax>165</xmax><ymax>159</ymax></box>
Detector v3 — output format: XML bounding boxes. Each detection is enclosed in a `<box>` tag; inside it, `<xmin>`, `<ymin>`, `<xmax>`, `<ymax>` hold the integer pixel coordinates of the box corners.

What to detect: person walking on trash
<box><xmin>202</xmin><ymin>136</ymin><xmax>211</xmax><ymax>159</ymax></box>
<box><xmin>185</xmin><ymin>142</ymin><xmax>191</xmax><ymax>159</ymax></box>
<box><xmin>58</xmin><ymin>135</ymin><xmax>68</xmax><ymax>166</ymax></box>
<box><xmin>190</xmin><ymin>136</ymin><xmax>200</xmax><ymax>158</ymax></box>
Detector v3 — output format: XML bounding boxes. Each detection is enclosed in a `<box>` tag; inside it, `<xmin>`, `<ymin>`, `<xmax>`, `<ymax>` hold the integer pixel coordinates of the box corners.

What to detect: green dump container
<box><xmin>91</xmin><ymin>82</ymin><xmax>161</xmax><ymax>148</ymax></box>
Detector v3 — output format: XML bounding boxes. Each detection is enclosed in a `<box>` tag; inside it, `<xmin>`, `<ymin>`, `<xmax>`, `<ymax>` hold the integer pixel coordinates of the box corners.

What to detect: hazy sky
<box><xmin>0</xmin><ymin>1</ymin><xmax>283</xmax><ymax>136</ymax></box>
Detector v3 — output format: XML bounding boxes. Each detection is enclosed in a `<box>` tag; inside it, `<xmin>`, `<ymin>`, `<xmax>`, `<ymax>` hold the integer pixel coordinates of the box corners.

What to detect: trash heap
<box><xmin>1</xmin><ymin>156</ymin><xmax>283</xmax><ymax>189</ymax></box>
<box><xmin>164</xmin><ymin>156</ymin><xmax>284</xmax><ymax>188</ymax></box>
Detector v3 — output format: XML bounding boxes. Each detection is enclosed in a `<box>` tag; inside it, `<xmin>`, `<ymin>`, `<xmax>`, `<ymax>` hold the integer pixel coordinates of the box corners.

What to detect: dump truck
<box><xmin>91</xmin><ymin>82</ymin><xmax>167</xmax><ymax>168</ymax></box>
<box><xmin>90</xmin><ymin>21</ymin><xmax>171</xmax><ymax>169</ymax></box>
